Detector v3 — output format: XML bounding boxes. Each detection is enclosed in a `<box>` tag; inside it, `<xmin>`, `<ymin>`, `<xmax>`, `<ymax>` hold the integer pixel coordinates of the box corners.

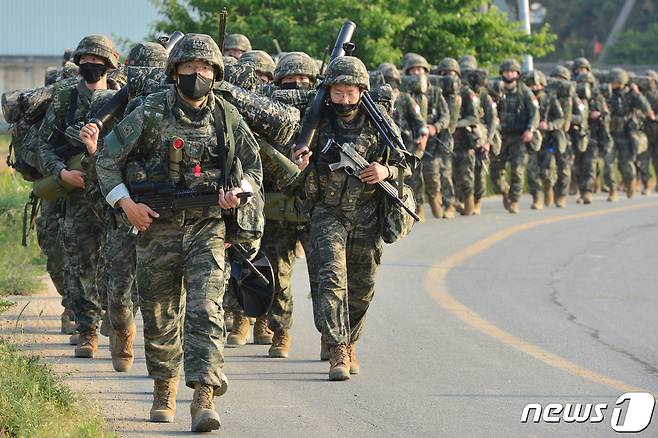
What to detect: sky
<box><xmin>0</xmin><ymin>0</ymin><xmax>162</xmax><ymax>56</ymax></box>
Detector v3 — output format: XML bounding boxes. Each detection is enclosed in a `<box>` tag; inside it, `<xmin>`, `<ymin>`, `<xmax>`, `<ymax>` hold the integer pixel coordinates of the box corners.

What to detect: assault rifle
<box><xmin>321</xmin><ymin>139</ymin><xmax>420</xmax><ymax>221</ymax></box>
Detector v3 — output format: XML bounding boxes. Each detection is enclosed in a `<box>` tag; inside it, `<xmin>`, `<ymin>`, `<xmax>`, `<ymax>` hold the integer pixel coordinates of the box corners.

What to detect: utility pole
<box><xmin>598</xmin><ymin>0</ymin><xmax>636</xmax><ymax>64</ymax></box>
<box><xmin>518</xmin><ymin>0</ymin><xmax>533</xmax><ymax>72</ymax></box>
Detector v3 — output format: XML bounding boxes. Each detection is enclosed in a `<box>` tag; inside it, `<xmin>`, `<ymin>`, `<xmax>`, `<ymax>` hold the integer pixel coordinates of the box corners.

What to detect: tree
<box><xmin>151</xmin><ymin>0</ymin><xmax>555</xmax><ymax>68</ymax></box>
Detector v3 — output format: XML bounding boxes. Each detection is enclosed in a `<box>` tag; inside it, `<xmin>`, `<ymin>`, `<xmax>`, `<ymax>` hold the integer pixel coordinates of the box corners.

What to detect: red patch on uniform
<box><xmin>172</xmin><ymin>137</ymin><xmax>184</xmax><ymax>149</ymax></box>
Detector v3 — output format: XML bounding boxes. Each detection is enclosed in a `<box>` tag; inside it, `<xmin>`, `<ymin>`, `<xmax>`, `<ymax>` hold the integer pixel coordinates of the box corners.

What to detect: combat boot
<box><xmin>348</xmin><ymin>343</ymin><xmax>360</xmax><ymax>375</ymax></box>
<box><xmin>74</xmin><ymin>329</ymin><xmax>98</xmax><ymax>358</ymax></box>
<box><xmin>226</xmin><ymin>311</ymin><xmax>249</xmax><ymax>346</ymax></box>
<box><xmin>607</xmin><ymin>186</ymin><xmax>619</xmax><ymax>202</ymax></box>
<box><xmin>508</xmin><ymin>201</ymin><xmax>520</xmax><ymax>214</ymax></box>
<box><xmin>320</xmin><ymin>336</ymin><xmax>330</xmax><ymax>361</ymax></box>
<box><xmin>415</xmin><ymin>205</ymin><xmax>425</xmax><ymax>222</ymax></box>
<box><xmin>268</xmin><ymin>330</ymin><xmax>291</xmax><ymax>358</ymax></box>
<box><xmin>328</xmin><ymin>343</ymin><xmax>350</xmax><ymax>381</ymax></box>
<box><xmin>442</xmin><ymin>205</ymin><xmax>456</xmax><ymax>219</ymax></box>
<box><xmin>150</xmin><ymin>377</ymin><xmax>178</xmax><ymax>423</ymax></box>
<box><xmin>253</xmin><ymin>315</ymin><xmax>273</xmax><ymax>345</ymax></box>
<box><xmin>429</xmin><ymin>195</ymin><xmax>443</xmax><ymax>219</ymax></box>
<box><xmin>112</xmin><ymin>322</ymin><xmax>136</xmax><ymax>372</ymax></box>
<box><xmin>530</xmin><ymin>193</ymin><xmax>543</xmax><ymax>210</ymax></box>
<box><xmin>582</xmin><ymin>191</ymin><xmax>593</xmax><ymax>205</ymax></box>
<box><xmin>544</xmin><ymin>186</ymin><xmax>554</xmax><ymax>207</ymax></box>
<box><xmin>190</xmin><ymin>383</ymin><xmax>221</xmax><ymax>432</ymax></box>
<box><xmin>461</xmin><ymin>195</ymin><xmax>474</xmax><ymax>216</ymax></box>
<box><xmin>642</xmin><ymin>181</ymin><xmax>649</xmax><ymax>195</ymax></box>
<box><xmin>555</xmin><ymin>195</ymin><xmax>566</xmax><ymax>208</ymax></box>
<box><xmin>472</xmin><ymin>198</ymin><xmax>482</xmax><ymax>215</ymax></box>
<box><xmin>61</xmin><ymin>309</ymin><xmax>76</xmax><ymax>335</ymax></box>
<box><xmin>501</xmin><ymin>192</ymin><xmax>510</xmax><ymax>211</ymax></box>
<box><xmin>625</xmin><ymin>180</ymin><xmax>635</xmax><ymax>199</ymax></box>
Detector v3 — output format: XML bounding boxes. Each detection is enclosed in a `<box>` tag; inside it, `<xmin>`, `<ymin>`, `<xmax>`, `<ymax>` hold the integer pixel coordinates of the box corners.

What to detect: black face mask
<box><xmin>177</xmin><ymin>73</ymin><xmax>214</xmax><ymax>100</ymax></box>
<box><xmin>330</xmin><ymin>101</ymin><xmax>360</xmax><ymax>117</ymax></box>
<box><xmin>281</xmin><ymin>81</ymin><xmax>311</xmax><ymax>90</ymax></box>
<box><xmin>79</xmin><ymin>63</ymin><xmax>107</xmax><ymax>84</ymax></box>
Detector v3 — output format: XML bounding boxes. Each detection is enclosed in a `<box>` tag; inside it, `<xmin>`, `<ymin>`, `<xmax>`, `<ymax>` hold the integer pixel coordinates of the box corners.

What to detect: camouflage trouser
<box><xmin>310</xmin><ymin>203</ymin><xmax>382</xmax><ymax>347</ymax></box>
<box><xmin>651</xmin><ymin>134</ymin><xmax>658</xmax><ymax>184</ymax></box>
<box><xmin>439</xmin><ymin>150</ymin><xmax>455</xmax><ymax>207</ymax></box>
<box><xmin>474</xmin><ymin>151</ymin><xmax>489</xmax><ymax>202</ymax></box>
<box><xmin>572</xmin><ymin>148</ymin><xmax>584</xmax><ymax>195</ymax></box>
<box><xmin>407</xmin><ymin>154</ymin><xmax>440</xmax><ymax>206</ymax></box>
<box><xmin>613</xmin><ymin>135</ymin><xmax>636</xmax><ymax>184</ymax></box>
<box><xmin>260</xmin><ymin>219</ymin><xmax>318</xmax><ymax>333</ymax></box>
<box><xmin>581</xmin><ymin>139</ymin><xmax>611</xmax><ymax>194</ymax></box>
<box><xmin>35</xmin><ymin>199</ymin><xmax>70</xmax><ymax>310</ymax></box>
<box><xmin>136</xmin><ymin>217</ymin><xmax>228</xmax><ymax>395</ymax></box>
<box><xmin>490</xmin><ymin>134</ymin><xmax>528</xmax><ymax>202</ymax></box>
<box><xmin>554</xmin><ymin>146</ymin><xmax>573</xmax><ymax>197</ymax></box>
<box><xmin>104</xmin><ymin>220</ymin><xmax>139</xmax><ymax>331</ymax></box>
<box><xmin>636</xmin><ymin>149</ymin><xmax>652</xmax><ymax>187</ymax></box>
<box><xmin>526</xmin><ymin>149</ymin><xmax>542</xmax><ymax>196</ymax></box>
<box><xmin>63</xmin><ymin>190</ymin><xmax>103</xmax><ymax>332</ymax></box>
<box><xmin>454</xmin><ymin>146</ymin><xmax>476</xmax><ymax>198</ymax></box>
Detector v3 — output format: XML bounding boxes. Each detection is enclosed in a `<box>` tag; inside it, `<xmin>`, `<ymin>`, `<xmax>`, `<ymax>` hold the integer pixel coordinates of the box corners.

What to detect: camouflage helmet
<box><xmin>273</xmin><ymin>51</ymin><xmax>317</xmax><ymax>84</ymax></box>
<box><xmin>73</xmin><ymin>35</ymin><xmax>119</xmax><ymax>69</ymax></box>
<box><xmin>645</xmin><ymin>69</ymin><xmax>658</xmax><ymax>84</ymax></box>
<box><xmin>223</xmin><ymin>55</ymin><xmax>238</xmax><ymax>66</ymax></box>
<box><xmin>576</xmin><ymin>71</ymin><xmax>596</xmax><ymax>87</ymax></box>
<box><xmin>61</xmin><ymin>61</ymin><xmax>79</xmax><ymax>79</ymax></box>
<box><xmin>403</xmin><ymin>53</ymin><xmax>430</xmax><ymax>74</ymax></box>
<box><xmin>240</xmin><ymin>50</ymin><xmax>276</xmax><ymax>79</ymax></box>
<box><xmin>609</xmin><ymin>67</ymin><xmax>629</xmax><ymax>86</ymax></box>
<box><xmin>224</xmin><ymin>34</ymin><xmax>252</xmax><ymax>52</ymax></box>
<box><xmin>378</xmin><ymin>62</ymin><xmax>401</xmax><ymax>85</ymax></box>
<box><xmin>127</xmin><ymin>42</ymin><xmax>167</xmax><ymax>67</ymax></box>
<box><xmin>166</xmin><ymin>33</ymin><xmax>224</xmax><ymax>81</ymax></box>
<box><xmin>572</xmin><ymin>57</ymin><xmax>591</xmax><ymax>73</ymax></box>
<box><xmin>550</xmin><ymin>65</ymin><xmax>571</xmax><ymax>81</ymax></box>
<box><xmin>324</xmin><ymin>56</ymin><xmax>370</xmax><ymax>91</ymax></box>
<box><xmin>499</xmin><ymin>59</ymin><xmax>521</xmax><ymax>74</ymax></box>
<box><xmin>459</xmin><ymin>55</ymin><xmax>478</xmax><ymax>71</ymax></box>
<box><xmin>522</xmin><ymin>70</ymin><xmax>546</xmax><ymax>87</ymax></box>
<box><xmin>436</xmin><ymin>57</ymin><xmax>461</xmax><ymax>76</ymax></box>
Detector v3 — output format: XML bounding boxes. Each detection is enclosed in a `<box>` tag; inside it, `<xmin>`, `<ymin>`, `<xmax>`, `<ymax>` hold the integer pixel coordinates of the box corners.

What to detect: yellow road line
<box><xmin>425</xmin><ymin>200</ymin><xmax>658</xmax><ymax>393</ymax></box>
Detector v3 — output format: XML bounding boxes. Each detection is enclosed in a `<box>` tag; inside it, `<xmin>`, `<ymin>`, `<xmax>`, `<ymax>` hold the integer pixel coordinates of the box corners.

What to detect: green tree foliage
<box><xmin>607</xmin><ymin>22</ymin><xmax>658</xmax><ymax>64</ymax></box>
<box><xmin>151</xmin><ymin>0</ymin><xmax>555</xmax><ymax>68</ymax></box>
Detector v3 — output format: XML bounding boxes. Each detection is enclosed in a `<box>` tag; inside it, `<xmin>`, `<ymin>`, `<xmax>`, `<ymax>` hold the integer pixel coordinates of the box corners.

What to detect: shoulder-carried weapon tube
<box><xmin>294</xmin><ymin>20</ymin><xmax>356</xmax><ymax>153</ymax></box>
<box><xmin>90</xmin><ymin>31</ymin><xmax>184</xmax><ymax>132</ymax></box>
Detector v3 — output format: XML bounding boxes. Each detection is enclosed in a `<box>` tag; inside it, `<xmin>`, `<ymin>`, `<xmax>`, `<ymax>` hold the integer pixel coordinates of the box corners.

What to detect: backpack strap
<box><xmin>214</xmin><ymin>96</ymin><xmax>240</xmax><ymax>187</ymax></box>
<box><xmin>65</xmin><ymin>87</ymin><xmax>79</xmax><ymax>126</ymax></box>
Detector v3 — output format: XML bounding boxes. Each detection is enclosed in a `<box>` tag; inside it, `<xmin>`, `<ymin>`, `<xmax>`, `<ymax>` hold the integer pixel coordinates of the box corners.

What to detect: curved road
<box><xmin>2</xmin><ymin>193</ymin><xmax>657</xmax><ymax>437</ymax></box>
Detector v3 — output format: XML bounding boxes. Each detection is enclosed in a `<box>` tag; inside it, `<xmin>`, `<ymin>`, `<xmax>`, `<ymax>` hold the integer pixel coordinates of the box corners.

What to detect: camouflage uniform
<box><xmin>490</xmin><ymin>60</ymin><xmax>539</xmax><ymax>209</ymax></box>
<box><xmin>400</xmin><ymin>54</ymin><xmax>449</xmax><ymax>215</ymax></box>
<box><xmin>638</xmin><ymin>71</ymin><xmax>658</xmax><ymax>193</ymax></box>
<box><xmin>37</xmin><ymin>35</ymin><xmax>120</xmax><ymax>342</ymax></box>
<box><xmin>96</xmin><ymin>34</ymin><xmax>262</xmax><ymax>397</ymax></box>
<box><xmin>608</xmin><ymin>68</ymin><xmax>653</xmax><ymax>197</ymax></box>
<box><xmin>302</xmin><ymin>57</ymin><xmax>410</xmax><ymax>353</ymax></box>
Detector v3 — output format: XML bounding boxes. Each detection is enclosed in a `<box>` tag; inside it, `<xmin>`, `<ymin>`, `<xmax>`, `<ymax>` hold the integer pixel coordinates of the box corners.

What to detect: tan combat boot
<box><xmin>530</xmin><ymin>193</ymin><xmax>543</xmax><ymax>210</ymax></box>
<box><xmin>544</xmin><ymin>186</ymin><xmax>554</xmax><ymax>207</ymax></box>
<box><xmin>268</xmin><ymin>330</ymin><xmax>291</xmax><ymax>358</ymax></box>
<box><xmin>555</xmin><ymin>194</ymin><xmax>566</xmax><ymax>208</ymax></box>
<box><xmin>328</xmin><ymin>343</ymin><xmax>351</xmax><ymax>381</ymax></box>
<box><xmin>226</xmin><ymin>311</ymin><xmax>249</xmax><ymax>346</ymax></box>
<box><xmin>473</xmin><ymin>198</ymin><xmax>482</xmax><ymax>215</ymax></box>
<box><xmin>61</xmin><ymin>309</ymin><xmax>76</xmax><ymax>335</ymax></box>
<box><xmin>190</xmin><ymin>383</ymin><xmax>221</xmax><ymax>432</ymax></box>
<box><xmin>150</xmin><ymin>377</ymin><xmax>178</xmax><ymax>423</ymax></box>
<box><xmin>443</xmin><ymin>205</ymin><xmax>456</xmax><ymax>219</ymax></box>
<box><xmin>253</xmin><ymin>315</ymin><xmax>273</xmax><ymax>345</ymax></box>
<box><xmin>508</xmin><ymin>201</ymin><xmax>520</xmax><ymax>214</ymax></box>
<box><xmin>415</xmin><ymin>205</ymin><xmax>425</xmax><ymax>222</ymax></box>
<box><xmin>581</xmin><ymin>191</ymin><xmax>593</xmax><ymax>204</ymax></box>
<box><xmin>461</xmin><ymin>195</ymin><xmax>474</xmax><ymax>216</ymax></box>
<box><xmin>607</xmin><ymin>186</ymin><xmax>618</xmax><ymax>202</ymax></box>
<box><xmin>320</xmin><ymin>336</ymin><xmax>330</xmax><ymax>361</ymax></box>
<box><xmin>112</xmin><ymin>322</ymin><xmax>136</xmax><ymax>372</ymax></box>
<box><xmin>74</xmin><ymin>329</ymin><xmax>98</xmax><ymax>358</ymax></box>
<box><xmin>348</xmin><ymin>343</ymin><xmax>360</xmax><ymax>375</ymax></box>
<box><xmin>429</xmin><ymin>195</ymin><xmax>444</xmax><ymax>218</ymax></box>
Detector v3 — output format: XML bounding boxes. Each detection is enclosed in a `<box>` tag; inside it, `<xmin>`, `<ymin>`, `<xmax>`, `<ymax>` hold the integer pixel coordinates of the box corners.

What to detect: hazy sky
<box><xmin>0</xmin><ymin>0</ymin><xmax>162</xmax><ymax>56</ymax></box>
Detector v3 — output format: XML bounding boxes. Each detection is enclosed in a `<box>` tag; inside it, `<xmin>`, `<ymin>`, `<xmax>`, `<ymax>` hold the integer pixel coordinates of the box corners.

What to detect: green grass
<box><xmin>0</xmin><ymin>170</ymin><xmax>46</xmax><ymax>296</ymax></box>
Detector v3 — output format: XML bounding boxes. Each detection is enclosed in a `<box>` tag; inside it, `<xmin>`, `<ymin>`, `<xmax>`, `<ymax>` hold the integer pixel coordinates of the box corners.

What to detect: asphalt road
<box><xmin>3</xmin><ymin>192</ymin><xmax>658</xmax><ymax>437</ymax></box>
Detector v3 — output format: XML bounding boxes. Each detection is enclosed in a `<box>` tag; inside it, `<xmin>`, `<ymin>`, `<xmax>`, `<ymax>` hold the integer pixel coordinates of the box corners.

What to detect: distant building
<box><xmin>1</xmin><ymin>0</ymin><xmax>160</xmax><ymax>122</ymax></box>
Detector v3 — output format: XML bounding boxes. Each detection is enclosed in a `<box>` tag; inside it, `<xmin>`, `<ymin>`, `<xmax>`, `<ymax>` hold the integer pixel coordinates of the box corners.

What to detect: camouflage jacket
<box><xmin>477</xmin><ymin>87</ymin><xmax>499</xmax><ymax>146</ymax></box>
<box><xmin>608</xmin><ymin>87</ymin><xmax>652</xmax><ymax>136</ymax></box>
<box><xmin>392</xmin><ymin>89</ymin><xmax>426</xmax><ymax>149</ymax></box>
<box><xmin>96</xmin><ymin>86</ymin><xmax>262</xmax><ymax>222</ymax></box>
<box><xmin>407</xmin><ymin>85</ymin><xmax>450</xmax><ymax>154</ymax></box>
<box><xmin>643</xmin><ymin>89</ymin><xmax>658</xmax><ymax>138</ymax></box>
<box><xmin>498</xmin><ymin>81</ymin><xmax>539</xmax><ymax>134</ymax></box>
